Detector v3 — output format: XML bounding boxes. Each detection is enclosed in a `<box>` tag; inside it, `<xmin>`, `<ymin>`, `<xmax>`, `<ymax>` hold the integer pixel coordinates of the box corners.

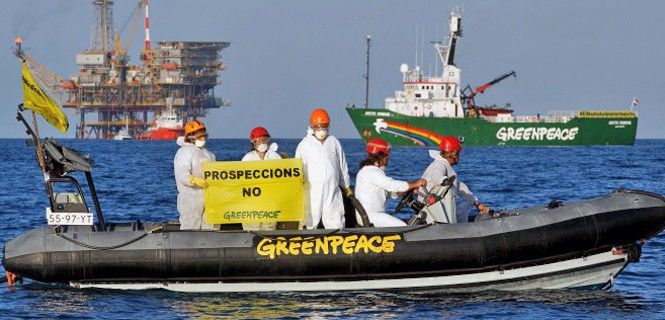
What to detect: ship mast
<box><xmin>444</xmin><ymin>9</ymin><xmax>462</xmax><ymax>66</ymax></box>
<box><xmin>364</xmin><ymin>35</ymin><xmax>371</xmax><ymax>109</ymax></box>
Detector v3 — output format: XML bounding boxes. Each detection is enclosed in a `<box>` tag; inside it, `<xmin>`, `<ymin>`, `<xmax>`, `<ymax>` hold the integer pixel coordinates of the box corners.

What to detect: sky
<box><xmin>1</xmin><ymin>0</ymin><xmax>664</xmax><ymax>139</ymax></box>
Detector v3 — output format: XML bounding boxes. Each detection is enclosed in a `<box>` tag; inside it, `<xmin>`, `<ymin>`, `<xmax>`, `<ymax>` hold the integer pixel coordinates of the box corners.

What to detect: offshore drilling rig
<box><xmin>14</xmin><ymin>0</ymin><xmax>230</xmax><ymax>140</ymax></box>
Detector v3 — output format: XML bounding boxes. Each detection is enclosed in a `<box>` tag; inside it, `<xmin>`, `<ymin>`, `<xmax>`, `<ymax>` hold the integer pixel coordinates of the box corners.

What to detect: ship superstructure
<box><xmin>15</xmin><ymin>0</ymin><xmax>229</xmax><ymax>140</ymax></box>
<box><xmin>385</xmin><ymin>9</ymin><xmax>464</xmax><ymax>118</ymax></box>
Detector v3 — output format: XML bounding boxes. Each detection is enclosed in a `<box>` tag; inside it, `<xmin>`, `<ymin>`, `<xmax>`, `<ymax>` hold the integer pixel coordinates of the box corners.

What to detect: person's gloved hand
<box><xmin>475</xmin><ymin>201</ymin><xmax>490</xmax><ymax>214</ymax></box>
<box><xmin>344</xmin><ymin>187</ymin><xmax>353</xmax><ymax>197</ymax></box>
<box><xmin>189</xmin><ymin>176</ymin><xmax>209</xmax><ymax>189</ymax></box>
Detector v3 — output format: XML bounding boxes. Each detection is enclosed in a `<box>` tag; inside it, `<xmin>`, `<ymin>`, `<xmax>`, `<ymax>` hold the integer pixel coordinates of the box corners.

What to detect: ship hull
<box><xmin>136</xmin><ymin>128</ymin><xmax>183</xmax><ymax>140</ymax></box>
<box><xmin>346</xmin><ymin>108</ymin><xmax>637</xmax><ymax>147</ymax></box>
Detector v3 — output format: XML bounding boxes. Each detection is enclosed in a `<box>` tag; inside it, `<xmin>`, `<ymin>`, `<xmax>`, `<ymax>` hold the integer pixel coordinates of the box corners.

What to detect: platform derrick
<box><xmin>16</xmin><ymin>0</ymin><xmax>230</xmax><ymax>140</ymax></box>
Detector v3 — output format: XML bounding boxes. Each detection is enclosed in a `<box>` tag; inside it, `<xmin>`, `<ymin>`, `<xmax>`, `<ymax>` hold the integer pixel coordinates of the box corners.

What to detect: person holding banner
<box><xmin>242</xmin><ymin>127</ymin><xmax>281</xmax><ymax>161</ymax></box>
<box><xmin>241</xmin><ymin>126</ymin><xmax>281</xmax><ymax>231</ymax></box>
<box><xmin>295</xmin><ymin>108</ymin><xmax>351</xmax><ymax>229</ymax></box>
<box><xmin>355</xmin><ymin>138</ymin><xmax>427</xmax><ymax>227</ymax></box>
<box><xmin>174</xmin><ymin>120</ymin><xmax>216</xmax><ymax>230</ymax></box>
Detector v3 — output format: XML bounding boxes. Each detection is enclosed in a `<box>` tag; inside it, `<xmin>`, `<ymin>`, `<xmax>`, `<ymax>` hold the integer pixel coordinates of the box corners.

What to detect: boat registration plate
<box><xmin>46</xmin><ymin>208</ymin><xmax>93</xmax><ymax>226</ymax></box>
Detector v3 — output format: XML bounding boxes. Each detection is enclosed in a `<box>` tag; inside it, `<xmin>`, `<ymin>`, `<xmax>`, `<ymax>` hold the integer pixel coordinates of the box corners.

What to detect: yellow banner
<box><xmin>203</xmin><ymin>159</ymin><xmax>305</xmax><ymax>224</ymax></box>
<box><xmin>21</xmin><ymin>64</ymin><xmax>69</xmax><ymax>133</ymax></box>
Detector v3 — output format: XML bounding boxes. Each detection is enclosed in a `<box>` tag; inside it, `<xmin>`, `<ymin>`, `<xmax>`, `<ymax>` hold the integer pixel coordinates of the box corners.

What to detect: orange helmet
<box><xmin>439</xmin><ymin>136</ymin><xmax>462</xmax><ymax>152</ymax></box>
<box><xmin>185</xmin><ymin>120</ymin><xmax>206</xmax><ymax>136</ymax></box>
<box><xmin>366</xmin><ymin>138</ymin><xmax>391</xmax><ymax>155</ymax></box>
<box><xmin>309</xmin><ymin>108</ymin><xmax>330</xmax><ymax>127</ymax></box>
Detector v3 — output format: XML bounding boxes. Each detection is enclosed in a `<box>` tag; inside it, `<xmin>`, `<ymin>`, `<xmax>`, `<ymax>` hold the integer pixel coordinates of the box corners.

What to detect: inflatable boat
<box><xmin>3</xmin><ymin>116</ymin><xmax>665</xmax><ymax>293</ymax></box>
<box><xmin>4</xmin><ymin>188</ymin><xmax>665</xmax><ymax>293</ymax></box>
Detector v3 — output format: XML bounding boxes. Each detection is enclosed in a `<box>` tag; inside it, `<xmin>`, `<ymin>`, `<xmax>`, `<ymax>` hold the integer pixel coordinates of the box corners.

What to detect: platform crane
<box><xmin>13</xmin><ymin>37</ymin><xmax>75</xmax><ymax>104</ymax></box>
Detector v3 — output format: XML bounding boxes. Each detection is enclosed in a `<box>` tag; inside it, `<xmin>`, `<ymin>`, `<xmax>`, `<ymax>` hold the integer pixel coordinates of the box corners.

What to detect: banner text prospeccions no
<box><xmin>203</xmin><ymin>159</ymin><xmax>305</xmax><ymax>224</ymax></box>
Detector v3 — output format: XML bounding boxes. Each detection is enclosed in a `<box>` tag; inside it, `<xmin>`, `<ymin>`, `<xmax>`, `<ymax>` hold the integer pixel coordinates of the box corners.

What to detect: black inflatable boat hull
<box><xmin>3</xmin><ymin>190</ymin><xmax>665</xmax><ymax>292</ymax></box>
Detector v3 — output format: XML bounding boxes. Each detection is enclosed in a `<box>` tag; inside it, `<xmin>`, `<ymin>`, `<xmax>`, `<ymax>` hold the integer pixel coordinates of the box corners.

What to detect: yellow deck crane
<box><xmin>112</xmin><ymin>0</ymin><xmax>145</xmax><ymax>67</ymax></box>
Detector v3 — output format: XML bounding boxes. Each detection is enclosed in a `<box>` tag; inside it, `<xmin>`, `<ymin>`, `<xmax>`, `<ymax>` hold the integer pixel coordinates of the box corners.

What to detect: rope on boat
<box><xmin>54</xmin><ymin>225</ymin><xmax>163</xmax><ymax>251</ymax></box>
<box><xmin>54</xmin><ymin>223</ymin><xmax>432</xmax><ymax>249</ymax></box>
<box><xmin>55</xmin><ymin>232</ymin><xmax>148</xmax><ymax>250</ymax></box>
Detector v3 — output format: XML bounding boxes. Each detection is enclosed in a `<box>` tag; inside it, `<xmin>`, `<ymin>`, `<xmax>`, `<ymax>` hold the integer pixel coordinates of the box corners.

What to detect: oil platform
<box><xmin>15</xmin><ymin>0</ymin><xmax>230</xmax><ymax>140</ymax></box>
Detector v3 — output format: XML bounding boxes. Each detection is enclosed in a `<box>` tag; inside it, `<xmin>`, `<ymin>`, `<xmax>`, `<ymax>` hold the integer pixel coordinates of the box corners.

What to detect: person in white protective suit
<box><xmin>174</xmin><ymin>120</ymin><xmax>216</xmax><ymax>230</ymax></box>
<box><xmin>241</xmin><ymin>126</ymin><xmax>282</xmax><ymax>231</ymax></box>
<box><xmin>355</xmin><ymin>138</ymin><xmax>428</xmax><ymax>227</ymax></box>
<box><xmin>241</xmin><ymin>126</ymin><xmax>282</xmax><ymax>161</ymax></box>
<box><xmin>295</xmin><ymin>108</ymin><xmax>351</xmax><ymax>229</ymax></box>
<box><xmin>421</xmin><ymin>136</ymin><xmax>490</xmax><ymax>223</ymax></box>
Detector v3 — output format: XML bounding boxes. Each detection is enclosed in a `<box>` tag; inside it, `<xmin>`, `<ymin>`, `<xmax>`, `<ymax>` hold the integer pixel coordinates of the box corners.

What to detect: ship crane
<box><xmin>461</xmin><ymin>70</ymin><xmax>517</xmax><ymax>116</ymax></box>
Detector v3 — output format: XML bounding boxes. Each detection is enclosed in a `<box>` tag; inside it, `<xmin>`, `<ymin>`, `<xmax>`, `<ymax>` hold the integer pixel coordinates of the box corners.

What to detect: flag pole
<box><xmin>30</xmin><ymin>111</ymin><xmax>48</xmax><ymax>181</ymax></box>
<box><xmin>630</xmin><ymin>97</ymin><xmax>637</xmax><ymax>112</ymax></box>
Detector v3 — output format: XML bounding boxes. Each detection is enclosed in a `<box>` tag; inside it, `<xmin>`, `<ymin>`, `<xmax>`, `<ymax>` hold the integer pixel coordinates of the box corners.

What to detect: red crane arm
<box><xmin>472</xmin><ymin>71</ymin><xmax>516</xmax><ymax>96</ymax></box>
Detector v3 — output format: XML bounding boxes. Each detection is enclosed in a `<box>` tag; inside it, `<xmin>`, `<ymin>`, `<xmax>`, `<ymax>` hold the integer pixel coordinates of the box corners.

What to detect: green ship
<box><xmin>346</xmin><ymin>9</ymin><xmax>638</xmax><ymax>147</ymax></box>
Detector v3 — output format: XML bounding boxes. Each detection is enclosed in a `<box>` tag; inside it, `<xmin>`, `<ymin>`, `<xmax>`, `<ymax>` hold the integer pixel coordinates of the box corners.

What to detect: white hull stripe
<box><xmin>71</xmin><ymin>250</ymin><xmax>628</xmax><ymax>293</ymax></box>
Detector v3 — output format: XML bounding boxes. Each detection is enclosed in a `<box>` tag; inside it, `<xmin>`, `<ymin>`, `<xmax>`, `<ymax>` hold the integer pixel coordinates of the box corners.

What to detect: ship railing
<box><xmin>491</xmin><ymin>115</ymin><xmax>572</xmax><ymax>124</ymax></box>
<box><xmin>541</xmin><ymin>116</ymin><xmax>571</xmax><ymax>123</ymax></box>
<box><xmin>386</xmin><ymin>97</ymin><xmax>407</xmax><ymax>104</ymax></box>
<box><xmin>547</xmin><ymin>110</ymin><xmax>577</xmax><ymax>118</ymax></box>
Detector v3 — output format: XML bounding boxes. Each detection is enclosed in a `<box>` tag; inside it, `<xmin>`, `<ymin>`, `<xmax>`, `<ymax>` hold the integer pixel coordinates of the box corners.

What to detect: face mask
<box><xmin>256</xmin><ymin>143</ymin><xmax>268</xmax><ymax>153</ymax></box>
<box><xmin>194</xmin><ymin>139</ymin><xmax>206</xmax><ymax>148</ymax></box>
<box><xmin>314</xmin><ymin>129</ymin><xmax>328</xmax><ymax>140</ymax></box>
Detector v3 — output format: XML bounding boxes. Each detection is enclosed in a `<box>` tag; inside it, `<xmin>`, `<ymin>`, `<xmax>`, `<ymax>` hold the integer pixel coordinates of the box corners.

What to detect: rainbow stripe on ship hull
<box><xmin>373</xmin><ymin>118</ymin><xmax>444</xmax><ymax>147</ymax></box>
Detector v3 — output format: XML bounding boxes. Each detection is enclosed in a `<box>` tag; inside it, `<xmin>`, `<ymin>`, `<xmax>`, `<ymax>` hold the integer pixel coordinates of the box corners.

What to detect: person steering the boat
<box><xmin>173</xmin><ymin>120</ymin><xmax>216</xmax><ymax>230</ymax></box>
<box><xmin>355</xmin><ymin>138</ymin><xmax>427</xmax><ymax>227</ymax></box>
<box><xmin>421</xmin><ymin>136</ymin><xmax>490</xmax><ymax>223</ymax></box>
<box><xmin>241</xmin><ymin>126</ymin><xmax>281</xmax><ymax>231</ymax></box>
<box><xmin>295</xmin><ymin>108</ymin><xmax>351</xmax><ymax>229</ymax></box>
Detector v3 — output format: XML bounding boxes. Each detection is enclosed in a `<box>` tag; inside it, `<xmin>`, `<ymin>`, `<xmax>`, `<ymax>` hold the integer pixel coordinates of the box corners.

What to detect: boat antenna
<box><xmin>364</xmin><ymin>35</ymin><xmax>371</xmax><ymax>109</ymax></box>
<box><xmin>434</xmin><ymin>25</ymin><xmax>440</xmax><ymax>76</ymax></box>
<box><xmin>420</xmin><ymin>25</ymin><xmax>425</xmax><ymax>73</ymax></box>
<box><xmin>414</xmin><ymin>27</ymin><xmax>418</xmax><ymax>70</ymax></box>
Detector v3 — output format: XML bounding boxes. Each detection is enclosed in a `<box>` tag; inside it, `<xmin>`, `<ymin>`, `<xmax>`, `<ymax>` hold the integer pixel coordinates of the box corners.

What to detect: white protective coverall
<box><xmin>241</xmin><ymin>143</ymin><xmax>281</xmax><ymax>231</ymax></box>
<box><xmin>421</xmin><ymin>150</ymin><xmax>479</xmax><ymax>223</ymax></box>
<box><xmin>174</xmin><ymin>137</ymin><xmax>216</xmax><ymax>230</ymax></box>
<box><xmin>241</xmin><ymin>143</ymin><xmax>282</xmax><ymax>161</ymax></box>
<box><xmin>295</xmin><ymin>131</ymin><xmax>350</xmax><ymax>229</ymax></box>
<box><xmin>354</xmin><ymin>165</ymin><xmax>409</xmax><ymax>227</ymax></box>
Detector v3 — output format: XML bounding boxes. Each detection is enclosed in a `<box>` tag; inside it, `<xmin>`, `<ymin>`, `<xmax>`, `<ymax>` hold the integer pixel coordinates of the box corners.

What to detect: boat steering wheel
<box><xmin>395</xmin><ymin>188</ymin><xmax>417</xmax><ymax>213</ymax></box>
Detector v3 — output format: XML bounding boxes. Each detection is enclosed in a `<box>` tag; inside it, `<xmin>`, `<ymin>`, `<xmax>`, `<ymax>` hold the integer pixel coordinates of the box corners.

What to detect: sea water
<box><xmin>1</xmin><ymin>138</ymin><xmax>664</xmax><ymax>319</ymax></box>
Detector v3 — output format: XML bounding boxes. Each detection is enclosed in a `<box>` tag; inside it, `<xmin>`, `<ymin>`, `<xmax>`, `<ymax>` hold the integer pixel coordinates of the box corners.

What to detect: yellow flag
<box><xmin>21</xmin><ymin>64</ymin><xmax>69</xmax><ymax>132</ymax></box>
<box><xmin>203</xmin><ymin>159</ymin><xmax>305</xmax><ymax>224</ymax></box>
